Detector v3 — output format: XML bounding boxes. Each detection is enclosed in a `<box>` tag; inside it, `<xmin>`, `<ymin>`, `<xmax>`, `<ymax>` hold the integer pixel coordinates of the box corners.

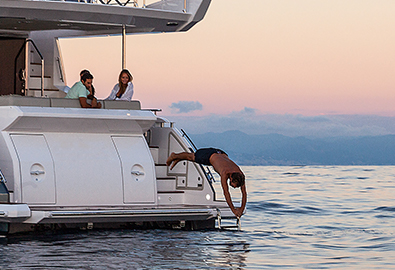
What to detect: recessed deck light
<box><xmin>166</xmin><ymin>21</ymin><xmax>178</xmax><ymax>26</ymax></box>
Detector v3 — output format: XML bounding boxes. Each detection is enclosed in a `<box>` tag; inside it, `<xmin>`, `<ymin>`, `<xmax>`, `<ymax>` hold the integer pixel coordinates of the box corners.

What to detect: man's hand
<box><xmin>91</xmin><ymin>98</ymin><xmax>102</xmax><ymax>108</ymax></box>
<box><xmin>166</xmin><ymin>152</ymin><xmax>180</xmax><ymax>170</ymax></box>
<box><xmin>232</xmin><ymin>207</ymin><xmax>244</xmax><ymax>218</ymax></box>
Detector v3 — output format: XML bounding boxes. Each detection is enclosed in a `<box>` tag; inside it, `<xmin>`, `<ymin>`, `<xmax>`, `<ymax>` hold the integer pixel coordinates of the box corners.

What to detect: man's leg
<box><xmin>166</xmin><ymin>152</ymin><xmax>195</xmax><ymax>170</ymax></box>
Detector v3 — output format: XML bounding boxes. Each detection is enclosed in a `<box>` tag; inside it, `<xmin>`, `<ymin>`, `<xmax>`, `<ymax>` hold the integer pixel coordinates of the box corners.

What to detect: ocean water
<box><xmin>0</xmin><ymin>166</ymin><xmax>394</xmax><ymax>269</ymax></box>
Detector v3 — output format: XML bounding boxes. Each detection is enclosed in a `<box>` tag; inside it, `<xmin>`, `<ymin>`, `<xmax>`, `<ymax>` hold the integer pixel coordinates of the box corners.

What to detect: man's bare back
<box><xmin>209</xmin><ymin>153</ymin><xmax>243</xmax><ymax>180</ymax></box>
<box><xmin>166</xmin><ymin>148</ymin><xmax>247</xmax><ymax>217</ymax></box>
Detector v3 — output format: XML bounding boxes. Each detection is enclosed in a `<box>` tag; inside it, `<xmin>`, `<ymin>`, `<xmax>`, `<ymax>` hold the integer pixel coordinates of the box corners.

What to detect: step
<box><xmin>219</xmin><ymin>225</ymin><xmax>239</xmax><ymax>229</ymax></box>
<box><xmin>157</xmin><ymin>191</ymin><xmax>184</xmax><ymax>194</ymax></box>
<box><xmin>155</xmin><ymin>164</ymin><xmax>168</xmax><ymax>178</ymax></box>
<box><xmin>217</xmin><ymin>213</ymin><xmax>241</xmax><ymax>230</ymax></box>
<box><xmin>29</xmin><ymin>63</ymin><xmax>45</xmax><ymax>77</ymax></box>
<box><xmin>149</xmin><ymin>146</ymin><xmax>159</xmax><ymax>164</ymax></box>
<box><xmin>29</xmin><ymin>88</ymin><xmax>59</xmax><ymax>92</ymax></box>
<box><xmin>28</xmin><ymin>77</ymin><xmax>53</xmax><ymax>89</ymax></box>
<box><xmin>156</xmin><ymin>178</ymin><xmax>176</xmax><ymax>192</ymax></box>
<box><xmin>157</xmin><ymin>192</ymin><xmax>184</xmax><ymax>205</ymax></box>
<box><xmin>30</xmin><ymin>75</ymin><xmax>51</xmax><ymax>79</ymax></box>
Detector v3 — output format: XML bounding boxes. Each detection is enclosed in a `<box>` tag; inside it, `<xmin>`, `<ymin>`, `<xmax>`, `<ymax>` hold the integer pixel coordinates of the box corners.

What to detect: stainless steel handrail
<box><xmin>180</xmin><ymin>128</ymin><xmax>217</xmax><ymax>203</ymax></box>
<box><xmin>216</xmin><ymin>208</ymin><xmax>241</xmax><ymax>230</ymax></box>
<box><xmin>142</xmin><ymin>108</ymin><xmax>162</xmax><ymax>115</ymax></box>
<box><xmin>0</xmin><ymin>170</ymin><xmax>6</xmax><ymax>184</ymax></box>
<box><xmin>56</xmin><ymin>57</ymin><xmax>64</xmax><ymax>83</ymax></box>
<box><xmin>180</xmin><ymin>128</ymin><xmax>215</xmax><ymax>184</ymax></box>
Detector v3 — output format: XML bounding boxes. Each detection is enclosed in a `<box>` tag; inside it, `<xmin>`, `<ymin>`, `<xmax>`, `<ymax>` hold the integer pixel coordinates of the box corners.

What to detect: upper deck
<box><xmin>0</xmin><ymin>0</ymin><xmax>211</xmax><ymax>38</ymax></box>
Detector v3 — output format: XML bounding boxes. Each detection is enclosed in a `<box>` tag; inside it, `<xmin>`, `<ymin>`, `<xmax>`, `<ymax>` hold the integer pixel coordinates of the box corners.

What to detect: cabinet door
<box><xmin>11</xmin><ymin>134</ymin><xmax>56</xmax><ymax>204</ymax></box>
<box><xmin>112</xmin><ymin>136</ymin><xmax>156</xmax><ymax>204</ymax></box>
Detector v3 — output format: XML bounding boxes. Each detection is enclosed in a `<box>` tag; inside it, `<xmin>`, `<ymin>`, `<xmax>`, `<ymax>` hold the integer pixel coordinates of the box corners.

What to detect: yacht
<box><xmin>0</xmin><ymin>0</ymin><xmax>240</xmax><ymax>235</ymax></box>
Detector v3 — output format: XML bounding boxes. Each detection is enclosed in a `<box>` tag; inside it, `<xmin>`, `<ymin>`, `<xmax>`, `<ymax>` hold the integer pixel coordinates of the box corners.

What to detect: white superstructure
<box><xmin>0</xmin><ymin>0</ymin><xmax>239</xmax><ymax>235</ymax></box>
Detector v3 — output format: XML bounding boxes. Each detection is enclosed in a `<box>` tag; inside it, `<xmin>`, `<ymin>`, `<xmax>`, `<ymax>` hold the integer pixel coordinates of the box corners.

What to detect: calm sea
<box><xmin>0</xmin><ymin>166</ymin><xmax>394</xmax><ymax>269</ymax></box>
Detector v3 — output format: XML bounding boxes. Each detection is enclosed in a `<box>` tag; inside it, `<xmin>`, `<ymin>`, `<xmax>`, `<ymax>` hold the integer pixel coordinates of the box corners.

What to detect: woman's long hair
<box><xmin>117</xmin><ymin>69</ymin><xmax>133</xmax><ymax>97</ymax></box>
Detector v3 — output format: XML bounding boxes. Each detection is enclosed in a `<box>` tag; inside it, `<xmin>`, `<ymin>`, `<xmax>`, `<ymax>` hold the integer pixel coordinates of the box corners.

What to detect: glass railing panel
<box><xmin>39</xmin><ymin>0</ymin><xmax>187</xmax><ymax>11</ymax></box>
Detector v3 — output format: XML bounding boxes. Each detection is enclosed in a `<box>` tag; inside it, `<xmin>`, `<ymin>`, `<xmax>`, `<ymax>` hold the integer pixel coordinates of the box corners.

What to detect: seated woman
<box><xmin>105</xmin><ymin>69</ymin><xmax>134</xmax><ymax>101</ymax></box>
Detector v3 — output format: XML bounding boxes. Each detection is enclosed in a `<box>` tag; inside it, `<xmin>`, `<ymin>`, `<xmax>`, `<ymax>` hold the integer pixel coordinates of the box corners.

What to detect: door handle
<box><xmin>131</xmin><ymin>171</ymin><xmax>144</xmax><ymax>176</ymax></box>
<box><xmin>30</xmin><ymin>170</ymin><xmax>45</xmax><ymax>175</ymax></box>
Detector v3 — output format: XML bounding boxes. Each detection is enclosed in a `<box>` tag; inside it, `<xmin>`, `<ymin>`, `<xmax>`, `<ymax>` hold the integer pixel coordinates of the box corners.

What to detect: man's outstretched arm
<box><xmin>221</xmin><ymin>176</ymin><xmax>240</xmax><ymax>217</ymax></box>
<box><xmin>221</xmin><ymin>176</ymin><xmax>247</xmax><ymax>218</ymax></box>
<box><xmin>235</xmin><ymin>184</ymin><xmax>247</xmax><ymax>218</ymax></box>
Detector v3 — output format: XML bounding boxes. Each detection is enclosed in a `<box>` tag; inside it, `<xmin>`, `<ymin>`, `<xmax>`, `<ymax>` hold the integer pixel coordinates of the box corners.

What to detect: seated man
<box><xmin>65</xmin><ymin>72</ymin><xmax>102</xmax><ymax>108</ymax></box>
<box><xmin>166</xmin><ymin>148</ymin><xmax>247</xmax><ymax>218</ymax></box>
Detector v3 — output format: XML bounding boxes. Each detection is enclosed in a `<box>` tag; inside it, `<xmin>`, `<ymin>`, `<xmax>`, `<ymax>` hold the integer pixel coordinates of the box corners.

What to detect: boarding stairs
<box><xmin>216</xmin><ymin>208</ymin><xmax>241</xmax><ymax>230</ymax></box>
<box><xmin>14</xmin><ymin>39</ymin><xmax>56</xmax><ymax>97</ymax></box>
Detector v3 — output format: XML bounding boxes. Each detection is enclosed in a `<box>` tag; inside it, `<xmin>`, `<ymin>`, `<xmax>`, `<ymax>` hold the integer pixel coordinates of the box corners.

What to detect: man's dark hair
<box><xmin>81</xmin><ymin>72</ymin><xmax>93</xmax><ymax>82</ymax></box>
<box><xmin>231</xmin><ymin>172</ymin><xmax>245</xmax><ymax>187</ymax></box>
<box><xmin>80</xmin><ymin>69</ymin><xmax>90</xmax><ymax>76</ymax></box>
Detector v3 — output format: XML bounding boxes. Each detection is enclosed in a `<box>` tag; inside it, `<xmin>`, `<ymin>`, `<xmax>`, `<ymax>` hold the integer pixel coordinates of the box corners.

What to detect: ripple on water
<box><xmin>374</xmin><ymin>206</ymin><xmax>395</xmax><ymax>212</ymax></box>
<box><xmin>282</xmin><ymin>172</ymin><xmax>300</xmax><ymax>175</ymax></box>
<box><xmin>248</xmin><ymin>201</ymin><xmax>325</xmax><ymax>216</ymax></box>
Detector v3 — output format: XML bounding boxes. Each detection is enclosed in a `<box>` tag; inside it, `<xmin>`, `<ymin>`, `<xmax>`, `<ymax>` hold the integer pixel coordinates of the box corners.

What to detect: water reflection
<box><xmin>0</xmin><ymin>230</ymin><xmax>250</xmax><ymax>269</ymax></box>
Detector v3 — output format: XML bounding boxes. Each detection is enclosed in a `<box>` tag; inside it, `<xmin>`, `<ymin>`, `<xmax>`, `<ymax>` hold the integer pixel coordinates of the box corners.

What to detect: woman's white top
<box><xmin>105</xmin><ymin>82</ymin><xmax>134</xmax><ymax>101</ymax></box>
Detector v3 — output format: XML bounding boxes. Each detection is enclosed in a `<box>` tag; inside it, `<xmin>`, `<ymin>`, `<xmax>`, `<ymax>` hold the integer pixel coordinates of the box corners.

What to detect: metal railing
<box><xmin>180</xmin><ymin>128</ymin><xmax>218</xmax><ymax>202</ymax></box>
<box><xmin>180</xmin><ymin>129</ymin><xmax>216</xmax><ymax>184</ymax></box>
<box><xmin>56</xmin><ymin>57</ymin><xmax>64</xmax><ymax>83</ymax></box>
<box><xmin>0</xmin><ymin>170</ymin><xmax>6</xmax><ymax>184</ymax></box>
<box><xmin>15</xmin><ymin>39</ymin><xmax>45</xmax><ymax>97</ymax></box>
<box><xmin>216</xmin><ymin>208</ymin><xmax>241</xmax><ymax>230</ymax></box>
<box><xmin>0</xmin><ymin>169</ymin><xmax>9</xmax><ymax>204</ymax></box>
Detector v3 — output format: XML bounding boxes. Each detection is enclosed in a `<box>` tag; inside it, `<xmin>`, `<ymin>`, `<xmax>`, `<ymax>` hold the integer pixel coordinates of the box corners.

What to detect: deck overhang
<box><xmin>0</xmin><ymin>0</ymin><xmax>211</xmax><ymax>38</ymax></box>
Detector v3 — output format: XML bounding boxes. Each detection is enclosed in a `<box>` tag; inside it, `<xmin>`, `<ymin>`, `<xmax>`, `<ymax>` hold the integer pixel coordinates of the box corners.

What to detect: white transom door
<box><xmin>11</xmin><ymin>134</ymin><xmax>56</xmax><ymax>204</ymax></box>
<box><xmin>111</xmin><ymin>136</ymin><xmax>156</xmax><ymax>204</ymax></box>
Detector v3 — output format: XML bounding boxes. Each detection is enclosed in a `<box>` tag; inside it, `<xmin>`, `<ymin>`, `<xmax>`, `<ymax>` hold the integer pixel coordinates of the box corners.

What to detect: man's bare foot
<box><xmin>166</xmin><ymin>152</ymin><xmax>176</xmax><ymax>166</ymax></box>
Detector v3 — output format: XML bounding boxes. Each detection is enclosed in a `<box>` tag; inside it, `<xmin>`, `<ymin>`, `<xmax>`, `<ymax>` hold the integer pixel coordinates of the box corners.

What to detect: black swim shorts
<box><xmin>194</xmin><ymin>148</ymin><xmax>227</xmax><ymax>166</ymax></box>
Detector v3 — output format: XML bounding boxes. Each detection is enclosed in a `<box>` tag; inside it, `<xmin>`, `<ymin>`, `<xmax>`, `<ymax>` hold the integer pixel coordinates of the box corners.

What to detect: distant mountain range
<box><xmin>188</xmin><ymin>130</ymin><xmax>395</xmax><ymax>165</ymax></box>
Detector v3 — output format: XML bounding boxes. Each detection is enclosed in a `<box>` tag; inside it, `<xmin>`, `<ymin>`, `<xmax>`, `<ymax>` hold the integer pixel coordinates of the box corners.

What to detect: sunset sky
<box><xmin>60</xmin><ymin>0</ymin><xmax>395</xmax><ymax>136</ymax></box>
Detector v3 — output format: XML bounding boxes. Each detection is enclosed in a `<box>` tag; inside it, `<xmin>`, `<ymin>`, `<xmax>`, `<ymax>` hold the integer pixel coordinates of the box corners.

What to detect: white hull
<box><xmin>0</xmin><ymin>96</ymin><xmax>235</xmax><ymax>234</ymax></box>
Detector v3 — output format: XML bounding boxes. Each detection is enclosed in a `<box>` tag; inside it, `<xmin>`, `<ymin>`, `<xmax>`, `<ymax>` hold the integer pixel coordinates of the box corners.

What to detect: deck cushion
<box><xmin>103</xmin><ymin>100</ymin><xmax>141</xmax><ymax>110</ymax></box>
<box><xmin>0</xmin><ymin>95</ymin><xmax>50</xmax><ymax>107</ymax></box>
<box><xmin>50</xmin><ymin>98</ymin><xmax>82</xmax><ymax>108</ymax></box>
